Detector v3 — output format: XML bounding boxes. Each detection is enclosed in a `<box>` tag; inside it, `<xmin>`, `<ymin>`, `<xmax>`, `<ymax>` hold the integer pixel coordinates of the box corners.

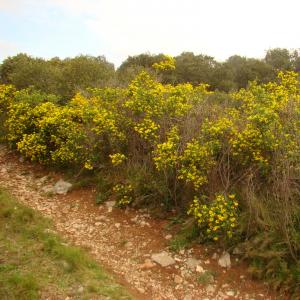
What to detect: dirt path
<box><xmin>0</xmin><ymin>145</ymin><xmax>280</xmax><ymax>300</ymax></box>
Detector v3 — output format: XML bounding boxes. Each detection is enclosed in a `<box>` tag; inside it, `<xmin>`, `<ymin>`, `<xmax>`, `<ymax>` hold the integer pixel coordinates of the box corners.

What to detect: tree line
<box><xmin>0</xmin><ymin>48</ymin><xmax>299</xmax><ymax>102</ymax></box>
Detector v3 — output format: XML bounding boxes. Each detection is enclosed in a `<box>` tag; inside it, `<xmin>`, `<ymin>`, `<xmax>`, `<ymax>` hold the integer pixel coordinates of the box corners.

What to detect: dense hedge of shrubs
<box><xmin>1</xmin><ymin>56</ymin><xmax>300</xmax><ymax>295</ymax></box>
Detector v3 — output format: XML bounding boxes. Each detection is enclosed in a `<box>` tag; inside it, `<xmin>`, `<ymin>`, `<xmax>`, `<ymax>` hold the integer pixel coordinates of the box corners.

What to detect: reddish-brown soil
<box><xmin>0</xmin><ymin>146</ymin><xmax>284</xmax><ymax>300</ymax></box>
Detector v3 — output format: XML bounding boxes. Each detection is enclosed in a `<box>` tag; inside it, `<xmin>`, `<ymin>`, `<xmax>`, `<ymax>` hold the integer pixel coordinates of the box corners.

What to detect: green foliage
<box><xmin>1</xmin><ymin>57</ymin><xmax>300</xmax><ymax>295</ymax></box>
<box><xmin>113</xmin><ymin>183</ymin><xmax>134</xmax><ymax>207</ymax></box>
<box><xmin>197</xmin><ymin>270</ymin><xmax>216</xmax><ymax>285</ymax></box>
<box><xmin>0</xmin><ymin>54</ymin><xmax>115</xmax><ymax>102</ymax></box>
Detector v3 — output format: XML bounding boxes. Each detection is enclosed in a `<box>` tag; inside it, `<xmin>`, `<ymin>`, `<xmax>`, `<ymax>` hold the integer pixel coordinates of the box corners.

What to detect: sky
<box><xmin>0</xmin><ymin>0</ymin><xmax>299</xmax><ymax>67</ymax></box>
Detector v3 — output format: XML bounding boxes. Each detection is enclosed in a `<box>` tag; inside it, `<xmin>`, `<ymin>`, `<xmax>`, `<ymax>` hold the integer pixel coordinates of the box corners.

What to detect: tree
<box><xmin>117</xmin><ymin>53</ymin><xmax>165</xmax><ymax>85</ymax></box>
<box><xmin>173</xmin><ymin>52</ymin><xmax>216</xmax><ymax>85</ymax></box>
<box><xmin>0</xmin><ymin>54</ymin><xmax>116</xmax><ymax>101</ymax></box>
<box><xmin>265</xmin><ymin>48</ymin><xmax>293</xmax><ymax>71</ymax></box>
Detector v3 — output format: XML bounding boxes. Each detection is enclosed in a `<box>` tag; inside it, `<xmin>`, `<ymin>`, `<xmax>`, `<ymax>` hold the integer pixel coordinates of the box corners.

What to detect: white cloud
<box><xmin>1</xmin><ymin>0</ymin><xmax>300</xmax><ymax>65</ymax></box>
<box><xmin>46</xmin><ymin>0</ymin><xmax>300</xmax><ymax>65</ymax></box>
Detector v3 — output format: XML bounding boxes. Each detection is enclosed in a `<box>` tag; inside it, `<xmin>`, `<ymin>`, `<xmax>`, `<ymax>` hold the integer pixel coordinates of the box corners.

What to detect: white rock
<box><xmin>165</xmin><ymin>234</ymin><xmax>172</xmax><ymax>240</ymax></box>
<box><xmin>186</xmin><ymin>258</ymin><xmax>200</xmax><ymax>270</ymax></box>
<box><xmin>226</xmin><ymin>290</ymin><xmax>235</xmax><ymax>296</ymax></box>
<box><xmin>151</xmin><ymin>252</ymin><xmax>175</xmax><ymax>267</ymax></box>
<box><xmin>53</xmin><ymin>179</ymin><xmax>72</xmax><ymax>195</ymax></box>
<box><xmin>106</xmin><ymin>200</ymin><xmax>116</xmax><ymax>212</ymax></box>
<box><xmin>218</xmin><ymin>251</ymin><xmax>231</xmax><ymax>268</ymax></box>
<box><xmin>196</xmin><ymin>265</ymin><xmax>205</xmax><ymax>273</ymax></box>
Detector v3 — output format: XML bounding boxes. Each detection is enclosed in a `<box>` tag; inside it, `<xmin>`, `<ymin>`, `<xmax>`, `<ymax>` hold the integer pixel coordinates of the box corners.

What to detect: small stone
<box><xmin>0</xmin><ymin>167</ymin><xmax>7</xmax><ymax>174</ymax></box>
<box><xmin>115</xmin><ymin>223</ymin><xmax>121</xmax><ymax>229</ymax></box>
<box><xmin>19</xmin><ymin>156</ymin><xmax>25</xmax><ymax>163</ymax></box>
<box><xmin>196</xmin><ymin>265</ymin><xmax>205</xmax><ymax>273</ymax></box>
<box><xmin>140</xmin><ymin>259</ymin><xmax>156</xmax><ymax>270</ymax></box>
<box><xmin>206</xmin><ymin>284</ymin><xmax>215</xmax><ymax>294</ymax></box>
<box><xmin>106</xmin><ymin>200</ymin><xmax>116</xmax><ymax>207</ymax></box>
<box><xmin>218</xmin><ymin>251</ymin><xmax>231</xmax><ymax>268</ymax></box>
<box><xmin>165</xmin><ymin>234</ymin><xmax>172</xmax><ymax>240</ymax></box>
<box><xmin>125</xmin><ymin>241</ymin><xmax>133</xmax><ymax>249</ymax></box>
<box><xmin>179</xmin><ymin>249</ymin><xmax>185</xmax><ymax>255</ymax></box>
<box><xmin>186</xmin><ymin>258</ymin><xmax>200</xmax><ymax>270</ymax></box>
<box><xmin>95</xmin><ymin>215</ymin><xmax>106</xmax><ymax>221</ymax></box>
<box><xmin>53</xmin><ymin>179</ymin><xmax>72</xmax><ymax>195</ymax></box>
<box><xmin>94</xmin><ymin>222</ymin><xmax>102</xmax><ymax>226</ymax></box>
<box><xmin>37</xmin><ymin>176</ymin><xmax>48</xmax><ymax>185</ymax></box>
<box><xmin>137</xmin><ymin>287</ymin><xmax>145</xmax><ymax>293</ymax></box>
<box><xmin>174</xmin><ymin>274</ymin><xmax>183</xmax><ymax>284</ymax></box>
<box><xmin>151</xmin><ymin>252</ymin><xmax>175</xmax><ymax>267</ymax></box>
<box><xmin>77</xmin><ymin>286</ymin><xmax>84</xmax><ymax>293</ymax></box>
<box><xmin>226</xmin><ymin>290</ymin><xmax>235</xmax><ymax>296</ymax></box>
<box><xmin>212</xmin><ymin>253</ymin><xmax>218</xmax><ymax>260</ymax></box>
<box><xmin>233</xmin><ymin>246</ymin><xmax>242</xmax><ymax>255</ymax></box>
<box><xmin>106</xmin><ymin>200</ymin><xmax>116</xmax><ymax>212</ymax></box>
<box><xmin>41</xmin><ymin>185</ymin><xmax>54</xmax><ymax>194</ymax></box>
<box><xmin>181</xmin><ymin>269</ymin><xmax>188</xmax><ymax>276</ymax></box>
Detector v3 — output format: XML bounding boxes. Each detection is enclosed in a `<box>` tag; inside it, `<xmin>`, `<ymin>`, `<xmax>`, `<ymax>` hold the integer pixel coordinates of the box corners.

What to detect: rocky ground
<box><xmin>0</xmin><ymin>145</ymin><xmax>281</xmax><ymax>300</ymax></box>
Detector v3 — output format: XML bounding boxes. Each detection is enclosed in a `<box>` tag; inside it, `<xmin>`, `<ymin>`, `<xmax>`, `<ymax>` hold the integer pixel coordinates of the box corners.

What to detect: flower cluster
<box><xmin>178</xmin><ymin>141</ymin><xmax>215</xmax><ymax>190</ymax></box>
<box><xmin>152</xmin><ymin>55</ymin><xmax>176</xmax><ymax>71</ymax></box>
<box><xmin>113</xmin><ymin>183</ymin><xmax>134</xmax><ymax>207</ymax></box>
<box><xmin>109</xmin><ymin>153</ymin><xmax>126</xmax><ymax>166</ymax></box>
<box><xmin>188</xmin><ymin>193</ymin><xmax>239</xmax><ymax>241</ymax></box>
<box><xmin>153</xmin><ymin>126</ymin><xmax>180</xmax><ymax>170</ymax></box>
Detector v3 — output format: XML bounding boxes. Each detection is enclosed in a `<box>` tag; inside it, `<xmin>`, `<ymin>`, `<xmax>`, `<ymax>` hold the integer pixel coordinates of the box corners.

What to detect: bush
<box><xmin>0</xmin><ymin>60</ymin><xmax>300</xmax><ymax>295</ymax></box>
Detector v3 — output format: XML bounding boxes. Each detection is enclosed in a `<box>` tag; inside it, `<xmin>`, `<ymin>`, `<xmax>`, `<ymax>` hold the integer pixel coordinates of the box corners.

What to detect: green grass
<box><xmin>196</xmin><ymin>270</ymin><xmax>216</xmax><ymax>285</ymax></box>
<box><xmin>169</xmin><ymin>221</ymin><xmax>199</xmax><ymax>252</ymax></box>
<box><xmin>0</xmin><ymin>188</ymin><xmax>132</xmax><ymax>300</ymax></box>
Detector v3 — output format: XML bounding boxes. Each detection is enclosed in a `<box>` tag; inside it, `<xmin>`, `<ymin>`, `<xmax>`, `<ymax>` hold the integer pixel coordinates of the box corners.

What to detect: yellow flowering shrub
<box><xmin>152</xmin><ymin>55</ymin><xmax>176</xmax><ymax>71</ymax></box>
<box><xmin>178</xmin><ymin>140</ymin><xmax>216</xmax><ymax>190</ymax></box>
<box><xmin>113</xmin><ymin>183</ymin><xmax>134</xmax><ymax>207</ymax></box>
<box><xmin>1</xmin><ymin>66</ymin><xmax>300</xmax><ymax>294</ymax></box>
<box><xmin>188</xmin><ymin>193</ymin><xmax>239</xmax><ymax>241</ymax></box>
<box><xmin>0</xmin><ymin>84</ymin><xmax>15</xmax><ymax>113</ymax></box>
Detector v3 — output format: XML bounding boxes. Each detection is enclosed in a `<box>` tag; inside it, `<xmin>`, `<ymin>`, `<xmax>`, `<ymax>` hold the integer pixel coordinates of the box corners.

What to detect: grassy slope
<box><xmin>0</xmin><ymin>188</ymin><xmax>132</xmax><ymax>300</ymax></box>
